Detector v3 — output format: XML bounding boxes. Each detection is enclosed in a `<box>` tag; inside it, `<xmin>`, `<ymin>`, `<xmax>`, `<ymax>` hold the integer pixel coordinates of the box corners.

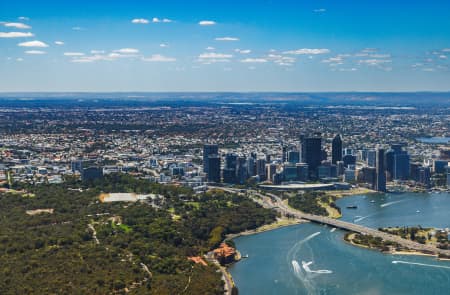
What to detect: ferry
<box><xmin>346</xmin><ymin>205</ymin><xmax>358</xmax><ymax>209</ymax></box>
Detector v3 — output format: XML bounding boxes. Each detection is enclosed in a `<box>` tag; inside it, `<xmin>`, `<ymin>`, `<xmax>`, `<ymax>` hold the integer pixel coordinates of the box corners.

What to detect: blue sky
<box><xmin>1</xmin><ymin>0</ymin><xmax>450</xmax><ymax>92</ymax></box>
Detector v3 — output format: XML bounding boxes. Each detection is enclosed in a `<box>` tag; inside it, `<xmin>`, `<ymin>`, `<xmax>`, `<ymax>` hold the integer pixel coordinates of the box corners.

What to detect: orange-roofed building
<box><xmin>213</xmin><ymin>243</ymin><xmax>236</xmax><ymax>265</ymax></box>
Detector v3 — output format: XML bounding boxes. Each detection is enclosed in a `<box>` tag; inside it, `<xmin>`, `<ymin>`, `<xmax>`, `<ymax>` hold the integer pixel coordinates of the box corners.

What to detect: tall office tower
<box><xmin>343</xmin><ymin>154</ymin><xmax>356</xmax><ymax>168</ymax></box>
<box><xmin>287</xmin><ymin>151</ymin><xmax>300</xmax><ymax>164</ymax></box>
<box><xmin>361</xmin><ymin>167</ymin><xmax>377</xmax><ymax>190</ymax></box>
<box><xmin>225</xmin><ymin>153</ymin><xmax>237</xmax><ymax>170</ymax></box>
<box><xmin>385</xmin><ymin>148</ymin><xmax>395</xmax><ymax>180</ymax></box>
<box><xmin>376</xmin><ymin>148</ymin><xmax>387</xmax><ymax>192</ymax></box>
<box><xmin>367</xmin><ymin>150</ymin><xmax>376</xmax><ymax>167</ymax></box>
<box><xmin>394</xmin><ymin>152</ymin><xmax>410</xmax><ymax>180</ymax></box>
<box><xmin>419</xmin><ymin>166</ymin><xmax>431</xmax><ymax>188</ymax></box>
<box><xmin>296</xmin><ymin>163</ymin><xmax>309</xmax><ymax>181</ymax></box>
<box><xmin>332</xmin><ymin>134</ymin><xmax>343</xmax><ymax>164</ymax></box>
<box><xmin>247</xmin><ymin>156</ymin><xmax>256</xmax><ymax>177</ymax></box>
<box><xmin>223</xmin><ymin>153</ymin><xmax>237</xmax><ymax>183</ymax></box>
<box><xmin>256</xmin><ymin>159</ymin><xmax>267</xmax><ymax>181</ymax></box>
<box><xmin>265</xmin><ymin>163</ymin><xmax>277</xmax><ymax>183</ymax></box>
<box><xmin>207</xmin><ymin>155</ymin><xmax>221</xmax><ymax>182</ymax></box>
<box><xmin>433</xmin><ymin>160</ymin><xmax>449</xmax><ymax>174</ymax></box>
<box><xmin>236</xmin><ymin>156</ymin><xmax>248</xmax><ymax>184</ymax></box>
<box><xmin>301</xmin><ymin>134</ymin><xmax>322</xmax><ymax>177</ymax></box>
<box><xmin>282</xmin><ymin>146</ymin><xmax>287</xmax><ymax>163</ymax></box>
<box><xmin>265</xmin><ymin>154</ymin><xmax>271</xmax><ymax>163</ymax></box>
<box><xmin>203</xmin><ymin>144</ymin><xmax>218</xmax><ymax>173</ymax></box>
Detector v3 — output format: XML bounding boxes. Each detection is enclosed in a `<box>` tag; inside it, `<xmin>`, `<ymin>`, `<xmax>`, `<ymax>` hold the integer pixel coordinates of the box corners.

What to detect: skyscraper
<box><xmin>203</xmin><ymin>144</ymin><xmax>218</xmax><ymax>173</ymax></box>
<box><xmin>376</xmin><ymin>148</ymin><xmax>387</xmax><ymax>192</ymax></box>
<box><xmin>332</xmin><ymin>134</ymin><xmax>342</xmax><ymax>164</ymax></box>
<box><xmin>223</xmin><ymin>153</ymin><xmax>237</xmax><ymax>184</ymax></box>
<box><xmin>301</xmin><ymin>134</ymin><xmax>322</xmax><ymax>177</ymax></box>
<box><xmin>207</xmin><ymin>155</ymin><xmax>221</xmax><ymax>182</ymax></box>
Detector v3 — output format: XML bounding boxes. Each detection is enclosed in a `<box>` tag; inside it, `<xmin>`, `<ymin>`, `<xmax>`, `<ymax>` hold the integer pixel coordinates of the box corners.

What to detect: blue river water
<box><xmin>417</xmin><ymin>137</ymin><xmax>450</xmax><ymax>144</ymax></box>
<box><xmin>228</xmin><ymin>193</ymin><xmax>450</xmax><ymax>294</ymax></box>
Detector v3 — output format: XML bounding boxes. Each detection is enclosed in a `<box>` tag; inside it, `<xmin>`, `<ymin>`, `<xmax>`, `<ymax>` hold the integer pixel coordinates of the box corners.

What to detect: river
<box><xmin>228</xmin><ymin>192</ymin><xmax>450</xmax><ymax>294</ymax></box>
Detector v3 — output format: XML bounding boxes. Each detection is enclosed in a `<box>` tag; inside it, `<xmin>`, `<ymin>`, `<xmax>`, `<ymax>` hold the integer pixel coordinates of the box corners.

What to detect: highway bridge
<box><xmin>209</xmin><ymin>186</ymin><xmax>450</xmax><ymax>257</ymax></box>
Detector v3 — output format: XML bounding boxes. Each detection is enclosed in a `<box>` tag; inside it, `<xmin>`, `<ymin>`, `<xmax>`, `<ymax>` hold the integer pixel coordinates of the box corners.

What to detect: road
<box><xmin>209</xmin><ymin>186</ymin><xmax>450</xmax><ymax>257</ymax></box>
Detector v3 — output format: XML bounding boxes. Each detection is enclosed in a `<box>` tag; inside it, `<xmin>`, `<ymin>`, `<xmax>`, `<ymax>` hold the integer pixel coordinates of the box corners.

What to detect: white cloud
<box><xmin>131</xmin><ymin>18</ymin><xmax>149</xmax><ymax>24</ymax></box>
<box><xmin>18</xmin><ymin>40</ymin><xmax>49</xmax><ymax>47</ymax></box>
<box><xmin>54</xmin><ymin>41</ymin><xmax>64</xmax><ymax>45</ymax></box>
<box><xmin>0</xmin><ymin>32</ymin><xmax>33</xmax><ymax>38</ymax></box>
<box><xmin>25</xmin><ymin>50</ymin><xmax>46</xmax><ymax>54</ymax></box>
<box><xmin>442</xmin><ymin>48</ymin><xmax>450</xmax><ymax>52</ymax></box>
<box><xmin>235</xmin><ymin>49</ymin><xmax>251</xmax><ymax>54</ymax></box>
<box><xmin>215</xmin><ymin>37</ymin><xmax>239</xmax><ymax>41</ymax></box>
<box><xmin>4</xmin><ymin>22</ymin><xmax>31</xmax><ymax>29</ymax></box>
<box><xmin>152</xmin><ymin>17</ymin><xmax>173</xmax><ymax>23</ymax></box>
<box><xmin>113</xmin><ymin>48</ymin><xmax>139</xmax><ymax>54</ymax></box>
<box><xmin>439</xmin><ymin>55</ymin><xmax>447</xmax><ymax>59</ymax></box>
<box><xmin>64</xmin><ymin>52</ymin><xmax>85</xmax><ymax>56</ymax></box>
<box><xmin>199</xmin><ymin>20</ymin><xmax>216</xmax><ymax>26</ymax></box>
<box><xmin>240</xmin><ymin>58</ymin><xmax>268</xmax><ymax>63</ymax></box>
<box><xmin>358</xmin><ymin>59</ymin><xmax>392</xmax><ymax>66</ymax></box>
<box><xmin>369</xmin><ymin>54</ymin><xmax>391</xmax><ymax>58</ymax></box>
<box><xmin>322</xmin><ymin>56</ymin><xmax>344</xmax><ymax>63</ymax></box>
<box><xmin>423</xmin><ymin>68</ymin><xmax>435</xmax><ymax>72</ymax></box>
<box><xmin>199</xmin><ymin>52</ymin><xmax>233</xmax><ymax>59</ymax></box>
<box><xmin>90</xmin><ymin>50</ymin><xmax>104</xmax><ymax>54</ymax></box>
<box><xmin>284</xmin><ymin>48</ymin><xmax>330</xmax><ymax>55</ymax></box>
<box><xmin>142</xmin><ymin>54</ymin><xmax>176</xmax><ymax>62</ymax></box>
<box><xmin>159</xmin><ymin>43</ymin><xmax>168</xmax><ymax>48</ymax></box>
<box><xmin>72</xmin><ymin>27</ymin><xmax>83</xmax><ymax>31</ymax></box>
<box><xmin>338</xmin><ymin>68</ymin><xmax>358</xmax><ymax>72</ymax></box>
<box><xmin>16</xmin><ymin>57</ymin><xmax>24</xmax><ymax>62</ymax></box>
<box><xmin>313</xmin><ymin>8</ymin><xmax>326</xmax><ymax>13</ymax></box>
<box><xmin>18</xmin><ymin>17</ymin><xmax>29</xmax><ymax>21</ymax></box>
<box><xmin>205</xmin><ymin>46</ymin><xmax>215</xmax><ymax>50</ymax></box>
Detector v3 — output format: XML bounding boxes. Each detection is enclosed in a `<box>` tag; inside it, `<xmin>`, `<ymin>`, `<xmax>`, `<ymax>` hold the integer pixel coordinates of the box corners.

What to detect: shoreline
<box><xmin>225</xmin><ymin>217</ymin><xmax>306</xmax><ymax>242</ymax></box>
<box><xmin>344</xmin><ymin>232</ymin><xmax>450</xmax><ymax>260</ymax></box>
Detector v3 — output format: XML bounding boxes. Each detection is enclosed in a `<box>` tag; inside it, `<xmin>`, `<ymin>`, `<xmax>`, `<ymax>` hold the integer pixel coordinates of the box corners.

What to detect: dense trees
<box><xmin>0</xmin><ymin>174</ymin><xmax>275</xmax><ymax>294</ymax></box>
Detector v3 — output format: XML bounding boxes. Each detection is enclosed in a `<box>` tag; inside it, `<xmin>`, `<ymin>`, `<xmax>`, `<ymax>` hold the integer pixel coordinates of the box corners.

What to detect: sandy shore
<box><xmin>225</xmin><ymin>217</ymin><xmax>306</xmax><ymax>241</ymax></box>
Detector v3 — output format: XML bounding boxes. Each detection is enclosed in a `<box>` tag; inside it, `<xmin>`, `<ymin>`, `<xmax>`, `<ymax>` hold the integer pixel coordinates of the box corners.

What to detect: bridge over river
<box><xmin>209</xmin><ymin>186</ymin><xmax>450</xmax><ymax>257</ymax></box>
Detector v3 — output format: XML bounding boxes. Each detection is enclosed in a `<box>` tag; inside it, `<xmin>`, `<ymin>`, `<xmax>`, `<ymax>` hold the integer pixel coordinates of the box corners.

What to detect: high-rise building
<box><xmin>203</xmin><ymin>144</ymin><xmax>218</xmax><ymax>173</ymax></box>
<box><xmin>367</xmin><ymin>150</ymin><xmax>376</xmax><ymax>167</ymax></box>
<box><xmin>343</xmin><ymin>154</ymin><xmax>356</xmax><ymax>168</ymax></box>
<box><xmin>376</xmin><ymin>148</ymin><xmax>387</xmax><ymax>192</ymax></box>
<box><xmin>223</xmin><ymin>153</ymin><xmax>237</xmax><ymax>183</ymax></box>
<box><xmin>236</xmin><ymin>157</ymin><xmax>248</xmax><ymax>184</ymax></box>
<box><xmin>332</xmin><ymin>134</ymin><xmax>343</xmax><ymax>164</ymax></box>
<box><xmin>296</xmin><ymin>163</ymin><xmax>309</xmax><ymax>181</ymax></box>
<box><xmin>265</xmin><ymin>163</ymin><xmax>277</xmax><ymax>184</ymax></box>
<box><xmin>301</xmin><ymin>135</ymin><xmax>322</xmax><ymax>177</ymax></box>
<box><xmin>385</xmin><ymin>149</ymin><xmax>395</xmax><ymax>180</ymax></box>
<box><xmin>282</xmin><ymin>146</ymin><xmax>287</xmax><ymax>163</ymax></box>
<box><xmin>433</xmin><ymin>160</ymin><xmax>449</xmax><ymax>174</ymax></box>
<box><xmin>247</xmin><ymin>156</ymin><xmax>256</xmax><ymax>177</ymax></box>
<box><xmin>287</xmin><ymin>151</ymin><xmax>300</xmax><ymax>164</ymax></box>
<box><xmin>419</xmin><ymin>166</ymin><xmax>431</xmax><ymax>188</ymax></box>
<box><xmin>256</xmin><ymin>159</ymin><xmax>267</xmax><ymax>181</ymax></box>
<box><xmin>207</xmin><ymin>155</ymin><xmax>221</xmax><ymax>182</ymax></box>
<box><xmin>394</xmin><ymin>152</ymin><xmax>410</xmax><ymax>180</ymax></box>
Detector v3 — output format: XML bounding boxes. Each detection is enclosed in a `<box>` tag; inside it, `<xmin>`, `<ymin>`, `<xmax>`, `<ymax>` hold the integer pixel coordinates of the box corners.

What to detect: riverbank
<box><xmin>344</xmin><ymin>232</ymin><xmax>450</xmax><ymax>260</ymax></box>
<box><xmin>225</xmin><ymin>217</ymin><xmax>305</xmax><ymax>241</ymax></box>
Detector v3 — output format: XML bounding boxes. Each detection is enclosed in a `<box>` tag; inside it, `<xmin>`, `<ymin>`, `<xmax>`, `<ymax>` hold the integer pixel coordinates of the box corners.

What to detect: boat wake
<box><xmin>392</xmin><ymin>260</ymin><xmax>450</xmax><ymax>270</ymax></box>
<box><xmin>380</xmin><ymin>200</ymin><xmax>405</xmax><ymax>208</ymax></box>
<box><xmin>301</xmin><ymin>261</ymin><xmax>333</xmax><ymax>274</ymax></box>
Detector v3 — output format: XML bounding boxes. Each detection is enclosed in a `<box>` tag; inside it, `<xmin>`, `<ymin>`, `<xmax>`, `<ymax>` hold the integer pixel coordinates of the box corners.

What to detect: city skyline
<box><xmin>1</xmin><ymin>0</ymin><xmax>450</xmax><ymax>92</ymax></box>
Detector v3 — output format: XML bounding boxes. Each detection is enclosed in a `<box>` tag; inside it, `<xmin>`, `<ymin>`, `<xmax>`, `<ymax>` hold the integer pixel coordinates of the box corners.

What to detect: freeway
<box><xmin>208</xmin><ymin>186</ymin><xmax>450</xmax><ymax>257</ymax></box>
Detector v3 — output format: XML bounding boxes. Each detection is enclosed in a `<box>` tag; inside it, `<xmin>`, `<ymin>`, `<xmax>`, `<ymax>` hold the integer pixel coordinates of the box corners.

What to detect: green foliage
<box><xmin>288</xmin><ymin>191</ymin><xmax>328</xmax><ymax>216</ymax></box>
<box><xmin>0</xmin><ymin>173</ymin><xmax>275</xmax><ymax>293</ymax></box>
